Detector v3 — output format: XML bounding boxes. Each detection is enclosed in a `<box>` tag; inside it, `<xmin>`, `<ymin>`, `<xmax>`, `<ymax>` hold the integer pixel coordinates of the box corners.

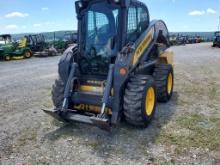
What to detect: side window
<box><xmin>127</xmin><ymin>7</ymin><xmax>138</xmax><ymax>43</ymax></box>
<box><xmin>87</xmin><ymin>11</ymin><xmax>95</xmax><ymax>36</ymax></box>
<box><xmin>95</xmin><ymin>12</ymin><xmax>109</xmax><ymax>34</ymax></box>
<box><xmin>137</xmin><ymin>7</ymin><xmax>149</xmax><ymax>34</ymax></box>
<box><xmin>127</xmin><ymin>6</ymin><xmax>149</xmax><ymax>43</ymax></box>
<box><xmin>127</xmin><ymin>7</ymin><xmax>137</xmax><ymax>34</ymax></box>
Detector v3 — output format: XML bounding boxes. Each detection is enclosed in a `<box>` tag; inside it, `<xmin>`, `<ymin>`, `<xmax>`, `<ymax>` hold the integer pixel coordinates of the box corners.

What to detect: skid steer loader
<box><xmin>43</xmin><ymin>0</ymin><xmax>174</xmax><ymax>130</ymax></box>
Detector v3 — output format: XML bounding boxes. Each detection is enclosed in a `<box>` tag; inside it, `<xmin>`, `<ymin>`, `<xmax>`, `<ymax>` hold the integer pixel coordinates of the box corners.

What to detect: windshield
<box><xmin>84</xmin><ymin>2</ymin><xmax>119</xmax><ymax>58</ymax></box>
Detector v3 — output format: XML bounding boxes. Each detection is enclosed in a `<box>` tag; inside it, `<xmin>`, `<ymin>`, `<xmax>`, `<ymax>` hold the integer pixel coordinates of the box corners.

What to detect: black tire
<box><xmin>4</xmin><ymin>55</ymin><xmax>11</xmax><ymax>61</ymax></box>
<box><xmin>52</xmin><ymin>46</ymin><xmax>77</xmax><ymax>108</ymax></box>
<box><xmin>58</xmin><ymin>46</ymin><xmax>77</xmax><ymax>82</ymax></box>
<box><xmin>123</xmin><ymin>75</ymin><xmax>157</xmax><ymax>127</ymax></box>
<box><xmin>24</xmin><ymin>50</ymin><xmax>32</xmax><ymax>58</ymax></box>
<box><xmin>153</xmin><ymin>64</ymin><xmax>174</xmax><ymax>102</ymax></box>
<box><xmin>52</xmin><ymin>77</ymin><xmax>65</xmax><ymax>108</ymax></box>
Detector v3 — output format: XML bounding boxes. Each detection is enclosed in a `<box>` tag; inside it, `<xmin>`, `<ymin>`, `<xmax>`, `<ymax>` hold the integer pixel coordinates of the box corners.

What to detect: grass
<box><xmin>200</xmin><ymin>66</ymin><xmax>213</xmax><ymax>75</ymax></box>
<box><xmin>156</xmin><ymin>114</ymin><xmax>220</xmax><ymax>152</ymax></box>
<box><xmin>208</xmin><ymin>86</ymin><xmax>219</xmax><ymax>100</ymax></box>
<box><xmin>160</xmin><ymin>64</ymin><xmax>220</xmax><ymax>155</ymax></box>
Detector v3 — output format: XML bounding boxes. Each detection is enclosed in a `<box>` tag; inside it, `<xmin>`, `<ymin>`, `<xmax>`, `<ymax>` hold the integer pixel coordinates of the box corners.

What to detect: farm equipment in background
<box><xmin>27</xmin><ymin>34</ymin><xmax>58</xmax><ymax>57</ymax></box>
<box><xmin>27</xmin><ymin>34</ymin><xmax>47</xmax><ymax>52</ymax></box>
<box><xmin>63</xmin><ymin>31</ymin><xmax>78</xmax><ymax>46</ymax></box>
<box><xmin>43</xmin><ymin>0</ymin><xmax>174</xmax><ymax>130</ymax></box>
<box><xmin>186</xmin><ymin>36</ymin><xmax>196</xmax><ymax>44</ymax></box>
<box><xmin>176</xmin><ymin>35</ymin><xmax>187</xmax><ymax>45</ymax></box>
<box><xmin>213</xmin><ymin>31</ymin><xmax>220</xmax><ymax>48</ymax></box>
<box><xmin>169</xmin><ymin>35</ymin><xmax>177</xmax><ymax>45</ymax></box>
<box><xmin>51</xmin><ymin>32</ymin><xmax>78</xmax><ymax>53</ymax></box>
<box><xmin>195</xmin><ymin>36</ymin><xmax>203</xmax><ymax>43</ymax></box>
<box><xmin>0</xmin><ymin>36</ymin><xmax>32</xmax><ymax>61</ymax></box>
<box><xmin>51</xmin><ymin>40</ymin><xmax>66</xmax><ymax>53</ymax></box>
<box><xmin>186</xmin><ymin>36</ymin><xmax>203</xmax><ymax>44</ymax></box>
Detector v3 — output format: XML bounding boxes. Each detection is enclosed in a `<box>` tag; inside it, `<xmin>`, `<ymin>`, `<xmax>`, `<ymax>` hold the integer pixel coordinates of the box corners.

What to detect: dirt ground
<box><xmin>0</xmin><ymin>43</ymin><xmax>219</xmax><ymax>165</ymax></box>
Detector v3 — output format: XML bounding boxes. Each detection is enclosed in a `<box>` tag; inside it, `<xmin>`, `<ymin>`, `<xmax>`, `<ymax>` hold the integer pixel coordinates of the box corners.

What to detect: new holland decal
<box><xmin>132</xmin><ymin>27</ymin><xmax>155</xmax><ymax>65</ymax></box>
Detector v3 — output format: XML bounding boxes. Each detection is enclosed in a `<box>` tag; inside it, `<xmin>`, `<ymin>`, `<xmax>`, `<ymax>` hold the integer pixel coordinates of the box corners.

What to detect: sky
<box><xmin>0</xmin><ymin>0</ymin><xmax>220</xmax><ymax>34</ymax></box>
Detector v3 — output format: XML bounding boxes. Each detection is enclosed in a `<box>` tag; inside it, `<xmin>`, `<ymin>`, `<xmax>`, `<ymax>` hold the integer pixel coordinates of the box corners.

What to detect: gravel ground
<box><xmin>0</xmin><ymin>43</ymin><xmax>219</xmax><ymax>165</ymax></box>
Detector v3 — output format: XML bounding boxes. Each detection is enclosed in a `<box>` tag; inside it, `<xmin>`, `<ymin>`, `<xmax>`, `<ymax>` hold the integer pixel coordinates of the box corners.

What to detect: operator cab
<box><xmin>76</xmin><ymin>0</ymin><xmax>150</xmax><ymax>76</ymax></box>
<box><xmin>78</xmin><ymin>1</ymin><xmax>120</xmax><ymax>75</ymax></box>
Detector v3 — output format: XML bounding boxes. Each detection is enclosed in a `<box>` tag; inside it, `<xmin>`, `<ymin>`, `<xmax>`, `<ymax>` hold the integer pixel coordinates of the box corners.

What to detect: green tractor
<box><xmin>0</xmin><ymin>36</ymin><xmax>32</xmax><ymax>61</ymax></box>
<box><xmin>50</xmin><ymin>31</ymin><xmax>78</xmax><ymax>53</ymax></box>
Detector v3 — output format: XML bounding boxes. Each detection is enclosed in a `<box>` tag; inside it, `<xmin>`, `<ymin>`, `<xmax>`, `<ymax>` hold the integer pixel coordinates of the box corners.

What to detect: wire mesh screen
<box><xmin>138</xmin><ymin>8</ymin><xmax>148</xmax><ymax>23</ymax></box>
<box><xmin>138</xmin><ymin>7</ymin><xmax>149</xmax><ymax>33</ymax></box>
<box><xmin>96</xmin><ymin>13</ymin><xmax>109</xmax><ymax>31</ymax></box>
<box><xmin>87</xmin><ymin>11</ymin><xmax>95</xmax><ymax>35</ymax></box>
<box><xmin>87</xmin><ymin>11</ymin><xmax>109</xmax><ymax>35</ymax></box>
<box><xmin>127</xmin><ymin>7</ymin><xmax>137</xmax><ymax>34</ymax></box>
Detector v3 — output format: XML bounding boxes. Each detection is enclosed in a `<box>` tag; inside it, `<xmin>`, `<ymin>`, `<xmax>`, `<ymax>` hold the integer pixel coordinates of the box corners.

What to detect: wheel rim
<box><xmin>145</xmin><ymin>87</ymin><xmax>155</xmax><ymax>116</ymax></box>
<box><xmin>167</xmin><ymin>73</ymin><xmax>173</xmax><ymax>94</ymax></box>
<box><xmin>5</xmin><ymin>56</ymin><xmax>10</xmax><ymax>60</ymax></box>
<box><xmin>25</xmin><ymin>51</ymin><xmax>31</xmax><ymax>58</ymax></box>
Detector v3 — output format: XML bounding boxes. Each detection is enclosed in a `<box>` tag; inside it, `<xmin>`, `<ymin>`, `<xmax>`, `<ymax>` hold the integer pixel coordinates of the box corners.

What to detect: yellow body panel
<box><xmin>18</xmin><ymin>38</ymin><xmax>27</xmax><ymax>48</ymax></box>
<box><xmin>132</xmin><ymin>28</ymin><xmax>154</xmax><ymax>65</ymax></box>
<box><xmin>79</xmin><ymin>85</ymin><xmax>114</xmax><ymax>95</ymax></box>
<box><xmin>159</xmin><ymin>51</ymin><xmax>174</xmax><ymax>65</ymax></box>
<box><xmin>75</xmin><ymin>85</ymin><xmax>113</xmax><ymax>114</ymax></box>
<box><xmin>79</xmin><ymin>85</ymin><xmax>104</xmax><ymax>93</ymax></box>
<box><xmin>74</xmin><ymin>104</ymin><xmax>112</xmax><ymax>114</ymax></box>
<box><xmin>12</xmin><ymin>56</ymin><xmax>25</xmax><ymax>60</ymax></box>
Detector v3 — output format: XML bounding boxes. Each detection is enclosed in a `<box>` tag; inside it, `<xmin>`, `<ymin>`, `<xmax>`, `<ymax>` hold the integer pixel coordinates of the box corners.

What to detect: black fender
<box><xmin>111</xmin><ymin>20</ymin><xmax>170</xmax><ymax>124</ymax></box>
<box><xmin>134</xmin><ymin>20</ymin><xmax>170</xmax><ymax>65</ymax></box>
<box><xmin>58</xmin><ymin>44</ymin><xmax>78</xmax><ymax>82</ymax></box>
